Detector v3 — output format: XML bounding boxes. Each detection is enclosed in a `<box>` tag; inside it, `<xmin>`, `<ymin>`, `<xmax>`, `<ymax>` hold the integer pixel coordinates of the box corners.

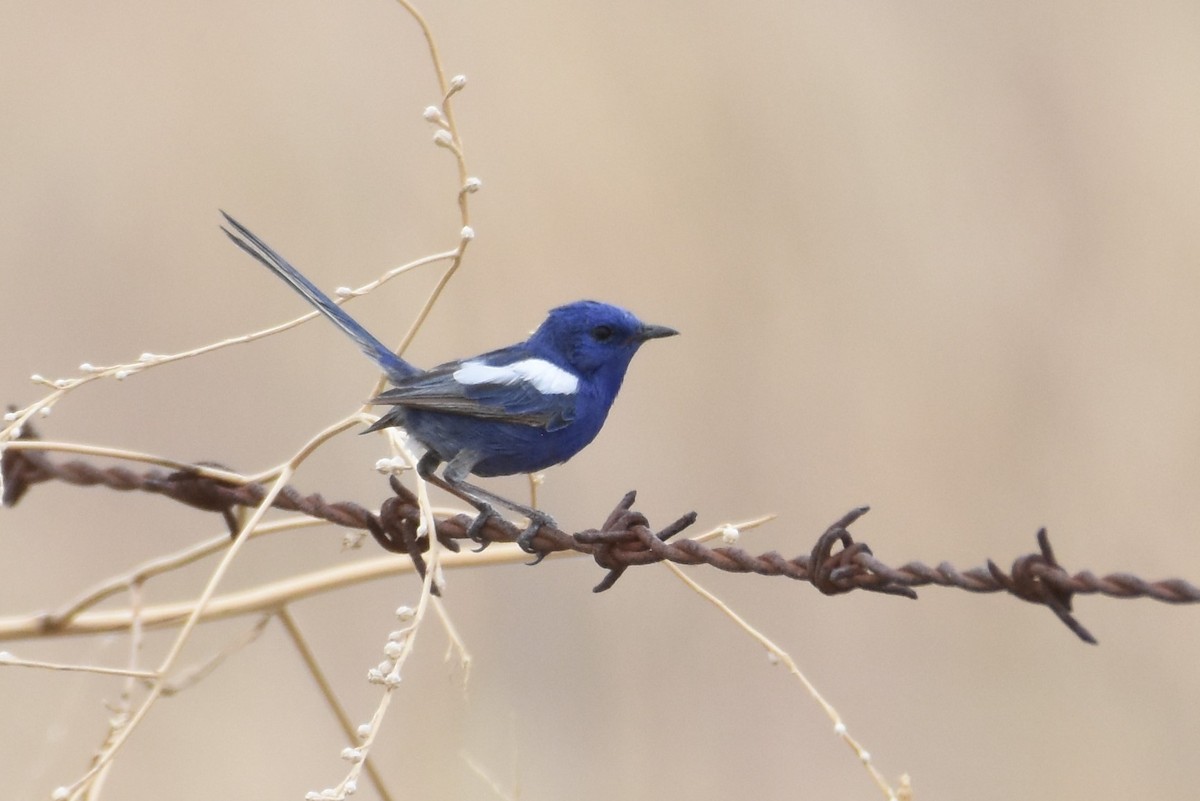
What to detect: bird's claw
<box><xmin>465</xmin><ymin>504</ymin><xmax>497</xmax><ymax>550</ymax></box>
<box><xmin>517</xmin><ymin>512</ymin><xmax>557</xmax><ymax>564</ymax></box>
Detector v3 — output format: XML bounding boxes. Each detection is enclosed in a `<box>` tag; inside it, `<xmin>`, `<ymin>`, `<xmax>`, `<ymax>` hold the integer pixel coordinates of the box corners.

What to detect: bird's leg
<box><xmin>416</xmin><ymin>452</ymin><xmax>498</xmax><ymax>546</ymax></box>
<box><xmin>440</xmin><ymin>452</ymin><xmax>557</xmax><ymax>557</ymax></box>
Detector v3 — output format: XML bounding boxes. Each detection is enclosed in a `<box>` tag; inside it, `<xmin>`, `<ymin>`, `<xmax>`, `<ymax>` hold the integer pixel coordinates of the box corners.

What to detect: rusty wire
<box><xmin>5</xmin><ymin>432</ymin><xmax>1200</xmax><ymax>644</ymax></box>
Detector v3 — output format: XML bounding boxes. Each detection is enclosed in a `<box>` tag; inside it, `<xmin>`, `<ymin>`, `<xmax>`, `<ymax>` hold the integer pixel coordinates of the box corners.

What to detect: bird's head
<box><xmin>528</xmin><ymin>300</ymin><xmax>678</xmax><ymax>382</ymax></box>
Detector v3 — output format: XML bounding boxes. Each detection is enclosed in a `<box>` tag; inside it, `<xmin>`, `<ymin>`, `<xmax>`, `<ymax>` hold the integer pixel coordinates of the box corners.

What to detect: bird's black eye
<box><xmin>590</xmin><ymin>324</ymin><xmax>615</xmax><ymax>343</ymax></box>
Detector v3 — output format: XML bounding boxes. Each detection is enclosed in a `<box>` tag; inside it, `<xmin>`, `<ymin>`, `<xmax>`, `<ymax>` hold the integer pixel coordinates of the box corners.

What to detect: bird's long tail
<box><xmin>220</xmin><ymin>212</ymin><xmax>418</xmax><ymax>383</ymax></box>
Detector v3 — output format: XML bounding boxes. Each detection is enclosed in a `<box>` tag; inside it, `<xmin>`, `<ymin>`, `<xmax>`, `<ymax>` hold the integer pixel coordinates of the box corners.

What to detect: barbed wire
<box><xmin>5</xmin><ymin>427</ymin><xmax>1200</xmax><ymax>644</ymax></box>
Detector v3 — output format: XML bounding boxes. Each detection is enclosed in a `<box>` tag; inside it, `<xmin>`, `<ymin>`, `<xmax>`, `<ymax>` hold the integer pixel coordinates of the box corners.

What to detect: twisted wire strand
<box><xmin>5</xmin><ymin>438</ymin><xmax>1200</xmax><ymax>644</ymax></box>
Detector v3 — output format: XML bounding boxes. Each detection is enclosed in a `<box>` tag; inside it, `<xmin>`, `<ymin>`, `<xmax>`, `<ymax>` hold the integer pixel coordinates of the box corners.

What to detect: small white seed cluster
<box><xmin>366</xmin><ymin>608</ymin><xmax>417</xmax><ymax>687</ymax></box>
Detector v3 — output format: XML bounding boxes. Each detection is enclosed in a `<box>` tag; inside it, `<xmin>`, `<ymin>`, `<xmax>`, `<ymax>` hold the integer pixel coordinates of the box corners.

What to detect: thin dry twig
<box><xmin>665</xmin><ymin>562</ymin><xmax>899</xmax><ymax>801</ymax></box>
<box><xmin>0</xmin><ymin>244</ymin><xmax>458</xmax><ymax>455</ymax></box>
<box><xmin>277</xmin><ymin>608</ymin><xmax>396</xmax><ymax>801</ymax></box>
<box><xmin>0</xmin><ymin>653</ymin><xmax>156</xmax><ymax>680</ymax></box>
<box><xmin>158</xmin><ymin>614</ymin><xmax>272</xmax><ymax>696</ymax></box>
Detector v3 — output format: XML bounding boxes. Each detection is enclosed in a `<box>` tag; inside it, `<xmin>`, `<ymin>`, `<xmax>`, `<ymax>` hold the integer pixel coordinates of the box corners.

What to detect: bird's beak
<box><xmin>636</xmin><ymin>323</ymin><xmax>679</xmax><ymax>342</ymax></box>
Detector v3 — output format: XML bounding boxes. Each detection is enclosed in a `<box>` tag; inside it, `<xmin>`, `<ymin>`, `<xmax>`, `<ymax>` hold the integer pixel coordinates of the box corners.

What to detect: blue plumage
<box><xmin>220</xmin><ymin>213</ymin><xmax>677</xmax><ymax>552</ymax></box>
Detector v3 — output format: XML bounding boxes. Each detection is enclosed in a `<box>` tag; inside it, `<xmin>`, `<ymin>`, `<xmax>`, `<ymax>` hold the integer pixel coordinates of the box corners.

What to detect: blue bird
<box><xmin>220</xmin><ymin>213</ymin><xmax>677</xmax><ymax>553</ymax></box>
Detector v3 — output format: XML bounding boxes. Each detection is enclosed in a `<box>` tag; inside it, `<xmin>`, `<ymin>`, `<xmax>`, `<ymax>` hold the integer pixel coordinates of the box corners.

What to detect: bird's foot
<box><xmin>517</xmin><ymin>510</ymin><xmax>558</xmax><ymax>565</ymax></box>
<box><xmin>465</xmin><ymin>503</ymin><xmax>498</xmax><ymax>551</ymax></box>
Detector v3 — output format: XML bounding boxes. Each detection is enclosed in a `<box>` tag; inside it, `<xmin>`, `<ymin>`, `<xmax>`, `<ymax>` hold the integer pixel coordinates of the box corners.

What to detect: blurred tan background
<box><xmin>4</xmin><ymin>1</ymin><xmax>1200</xmax><ymax>799</ymax></box>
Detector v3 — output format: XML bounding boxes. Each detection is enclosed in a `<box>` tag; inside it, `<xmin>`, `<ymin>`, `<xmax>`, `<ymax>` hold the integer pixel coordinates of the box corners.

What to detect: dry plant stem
<box><xmin>691</xmin><ymin>513</ymin><xmax>776</xmax><ymax>544</ymax></box>
<box><xmin>0</xmin><ymin>517</ymin><xmax>771</xmax><ymax>641</ymax></box>
<box><xmin>85</xmin><ymin>580</ymin><xmax>145</xmax><ymax>801</ymax></box>
<box><xmin>384</xmin><ymin>228</ymin><xmax>471</xmax><ymax>383</ymax></box>
<box><xmin>390</xmin><ymin>0</ymin><xmax>470</xmax><ymax>192</ymax></box>
<box><xmin>664</xmin><ymin>562</ymin><xmax>901</xmax><ymax>801</ymax></box>
<box><xmin>306</xmin><ymin>433</ymin><xmax>446</xmax><ymax>799</ymax></box>
<box><xmin>527</xmin><ymin>472</ymin><xmax>543</xmax><ymax>510</ymax></box>
<box><xmin>432</xmin><ymin>596</ymin><xmax>472</xmax><ymax>681</ymax></box>
<box><xmin>159</xmin><ymin>614</ymin><xmax>272</xmax><ymax>696</ymax></box>
<box><xmin>121</xmin><ymin>581</ymin><xmax>145</xmax><ymax>710</ymax></box>
<box><xmin>3</xmin><ymin>3</ymin><xmax>484</xmax><ymax>799</ymax></box>
<box><xmin>359</xmin><ymin>0</ymin><xmax>473</xmax><ymax>405</ymax></box>
<box><xmin>56</xmin><ymin>419</ymin><xmax>356</xmax><ymax>800</ymax></box>
<box><xmin>47</xmin><ymin>518</ymin><xmax>329</xmax><ymax>629</ymax></box>
<box><xmin>0</xmin><ymin>655</ymin><xmax>157</xmax><ymax>680</ymax></box>
<box><xmin>102</xmin><ymin>579</ymin><xmax>144</xmax><ymax>800</ymax></box>
<box><xmin>278</xmin><ymin>609</ymin><xmax>396</xmax><ymax>801</ymax></box>
<box><xmin>58</xmin><ymin>482</ymin><xmax>277</xmax><ymax>799</ymax></box>
<box><xmin>463</xmin><ymin>754</ymin><xmax>517</xmax><ymax>801</ymax></box>
<box><xmin>323</xmin><ymin>510</ymin><xmax>444</xmax><ymax>799</ymax></box>
<box><xmin>0</xmin><ymin>546</ymin><xmax>542</xmax><ymax>641</ymax></box>
<box><xmin>0</xmin><ymin>249</ymin><xmax>457</xmax><ymax>456</ymax></box>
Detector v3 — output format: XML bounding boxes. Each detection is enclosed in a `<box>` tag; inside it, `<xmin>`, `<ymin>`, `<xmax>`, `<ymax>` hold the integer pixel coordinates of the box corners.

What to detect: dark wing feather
<box><xmin>370</xmin><ymin>349</ymin><xmax>577</xmax><ymax>431</ymax></box>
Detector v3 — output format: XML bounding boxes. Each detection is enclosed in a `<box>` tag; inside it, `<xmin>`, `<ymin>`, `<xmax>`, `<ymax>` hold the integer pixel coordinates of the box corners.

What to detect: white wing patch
<box><xmin>453</xmin><ymin>358</ymin><xmax>580</xmax><ymax>395</ymax></box>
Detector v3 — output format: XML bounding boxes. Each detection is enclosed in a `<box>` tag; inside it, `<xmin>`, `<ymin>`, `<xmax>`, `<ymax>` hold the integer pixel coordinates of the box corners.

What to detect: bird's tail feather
<box><xmin>220</xmin><ymin>212</ymin><xmax>418</xmax><ymax>383</ymax></box>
